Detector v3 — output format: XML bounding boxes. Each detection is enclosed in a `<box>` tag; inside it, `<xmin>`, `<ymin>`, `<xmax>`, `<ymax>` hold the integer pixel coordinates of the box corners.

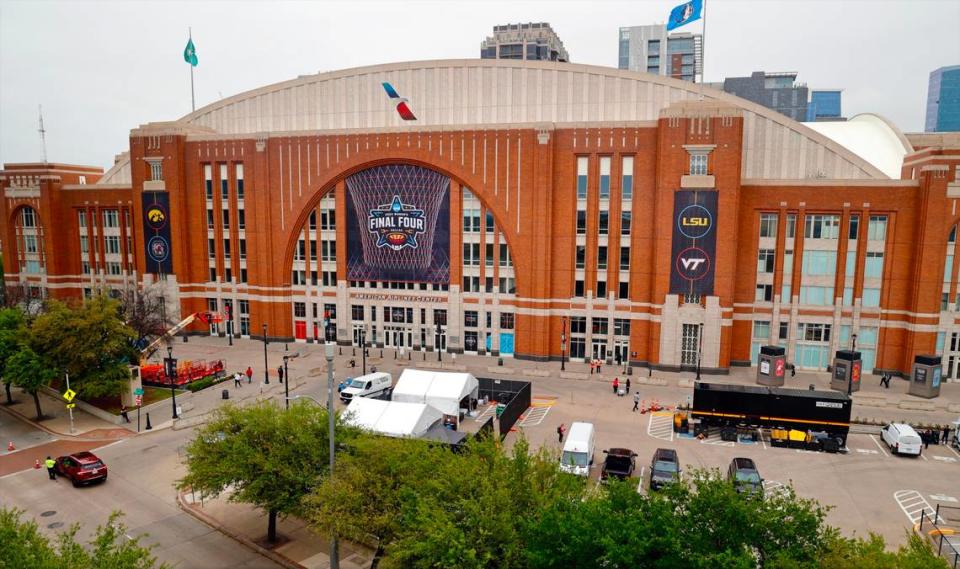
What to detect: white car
<box><xmin>881</xmin><ymin>423</ymin><xmax>923</xmax><ymax>456</ymax></box>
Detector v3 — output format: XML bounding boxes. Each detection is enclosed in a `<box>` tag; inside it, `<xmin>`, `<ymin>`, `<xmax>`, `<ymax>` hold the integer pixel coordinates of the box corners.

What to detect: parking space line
<box><xmin>869</xmin><ymin>435</ymin><xmax>889</xmax><ymax>456</ymax></box>
<box><xmin>646</xmin><ymin>411</ymin><xmax>674</xmax><ymax>443</ymax></box>
<box><xmin>893</xmin><ymin>490</ymin><xmax>943</xmax><ymax>525</ymax></box>
<box><xmin>920</xmin><ymin>453</ymin><xmax>928</xmax><ymax>461</ymax></box>
<box><xmin>946</xmin><ymin>444</ymin><xmax>960</xmax><ymax>459</ymax></box>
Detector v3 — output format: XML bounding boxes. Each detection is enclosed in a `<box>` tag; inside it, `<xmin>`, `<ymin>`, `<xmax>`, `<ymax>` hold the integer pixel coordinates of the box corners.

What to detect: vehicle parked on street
<box><xmin>600</xmin><ymin>448</ymin><xmax>637</xmax><ymax>481</ymax></box>
<box><xmin>727</xmin><ymin>457</ymin><xmax>763</xmax><ymax>496</ymax></box>
<box><xmin>339</xmin><ymin>372</ymin><xmax>393</xmax><ymax>402</ymax></box>
<box><xmin>649</xmin><ymin>448</ymin><xmax>681</xmax><ymax>490</ymax></box>
<box><xmin>54</xmin><ymin>451</ymin><xmax>108</xmax><ymax>487</ymax></box>
<box><xmin>880</xmin><ymin>423</ymin><xmax>923</xmax><ymax>456</ymax></box>
<box><xmin>559</xmin><ymin>422</ymin><xmax>595</xmax><ymax>477</ymax></box>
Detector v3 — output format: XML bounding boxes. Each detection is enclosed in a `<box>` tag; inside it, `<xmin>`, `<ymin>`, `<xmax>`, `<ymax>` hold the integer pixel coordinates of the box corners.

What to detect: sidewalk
<box><xmin>179</xmin><ymin>491</ymin><xmax>373</xmax><ymax>569</ymax></box>
<box><xmin>1</xmin><ymin>387</ymin><xmax>134</xmax><ymax>439</ymax></box>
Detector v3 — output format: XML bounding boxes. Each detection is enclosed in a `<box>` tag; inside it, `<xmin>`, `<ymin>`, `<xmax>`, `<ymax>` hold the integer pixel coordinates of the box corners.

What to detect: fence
<box><xmin>477</xmin><ymin>377</ymin><xmax>532</xmax><ymax>440</ymax></box>
<box><xmin>919</xmin><ymin>504</ymin><xmax>960</xmax><ymax>568</ymax></box>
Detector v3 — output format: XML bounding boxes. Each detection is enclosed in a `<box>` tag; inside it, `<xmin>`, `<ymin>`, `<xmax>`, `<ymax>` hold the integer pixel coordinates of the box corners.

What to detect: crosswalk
<box><xmin>646</xmin><ymin>411</ymin><xmax>674</xmax><ymax>442</ymax></box>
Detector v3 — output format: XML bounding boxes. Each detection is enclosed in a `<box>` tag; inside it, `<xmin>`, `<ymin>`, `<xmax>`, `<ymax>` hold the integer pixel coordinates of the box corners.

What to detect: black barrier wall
<box><xmin>478</xmin><ymin>377</ymin><xmax>532</xmax><ymax>440</ymax></box>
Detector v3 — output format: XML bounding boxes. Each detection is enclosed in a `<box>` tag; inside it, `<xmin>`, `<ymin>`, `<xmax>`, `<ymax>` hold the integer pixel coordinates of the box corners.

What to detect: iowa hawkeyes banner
<box><xmin>142</xmin><ymin>192</ymin><xmax>173</xmax><ymax>274</ymax></box>
<box><xmin>345</xmin><ymin>164</ymin><xmax>450</xmax><ymax>283</ymax></box>
<box><xmin>669</xmin><ymin>190</ymin><xmax>718</xmax><ymax>296</ymax></box>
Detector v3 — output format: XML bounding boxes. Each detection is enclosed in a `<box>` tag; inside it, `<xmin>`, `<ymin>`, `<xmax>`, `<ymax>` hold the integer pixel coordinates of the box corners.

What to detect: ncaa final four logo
<box><xmin>367</xmin><ymin>195</ymin><xmax>427</xmax><ymax>251</ymax></box>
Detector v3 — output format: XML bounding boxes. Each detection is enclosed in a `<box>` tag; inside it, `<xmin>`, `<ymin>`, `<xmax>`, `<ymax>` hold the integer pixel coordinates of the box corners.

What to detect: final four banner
<box><xmin>345</xmin><ymin>164</ymin><xmax>451</xmax><ymax>283</ymax></box>
<box><xmin>142</xmin><ymin>191</ymin><xmax>173</xmax><ymax>274</ymax></box>
<box><xmin>669</xmin><ymin>190</ymin><xmax>718</xmax><ymax>296</ymax></box>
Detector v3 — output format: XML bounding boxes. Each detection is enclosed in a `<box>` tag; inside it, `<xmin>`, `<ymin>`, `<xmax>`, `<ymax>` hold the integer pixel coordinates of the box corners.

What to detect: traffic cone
<box><xmin>34</xmin><ymin>459</ymin><xmax>40</xmax><ymax>469</ymax></box>
<box><xmin>7</xmin><ymin>441</ymin><xmax>14</xmax><ymax>451</ymax></box>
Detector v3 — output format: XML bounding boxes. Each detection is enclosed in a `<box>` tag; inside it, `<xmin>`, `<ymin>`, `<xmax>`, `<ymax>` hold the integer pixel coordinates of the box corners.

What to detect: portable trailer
<box><xmin>690</xmin><ymin>382</ymin><xmax>852</xmax><ymax>450</ymax></box>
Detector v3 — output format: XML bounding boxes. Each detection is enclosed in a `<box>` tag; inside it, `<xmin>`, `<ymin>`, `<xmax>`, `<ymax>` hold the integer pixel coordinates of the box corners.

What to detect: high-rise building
<box><xmin>618</xmin><ymin>24</ymin><xmax>701</xmax><ymax>82</ymax></box>
<box><xmin>925</xmin><ymin>65</ymin><xmax>960</xmax><ymax>132</ymax></box>
<box><xmin>806</xmin><ymin>90</ymin><xmax>844</xmax><ymax>122</ymax></box>
<box><xmin>480</xmin><ymin>22</ymin><xmax>569</xmax><ymax>62</ymax></box>
<box><xmin>721</xmin><ymin>71</ymin><xmax>808</xmax><ymax>122</ymax></box>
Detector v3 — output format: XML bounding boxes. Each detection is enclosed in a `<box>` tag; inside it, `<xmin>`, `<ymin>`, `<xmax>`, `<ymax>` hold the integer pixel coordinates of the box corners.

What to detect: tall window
<box><xmin>620</xmin><ymin>212</ymin><xmax>632</xmax><ymax>235</ymax></box>
<box><xmin>204</xmin><ymin>164</ymin><xmax>213</xmax><ymax>200</ymax></box>
<box><xmin>77</xmin><ymin>210</ymin><xmax>86</xmax><ymax>228</ymax></box>
<box><xmin>848</xmin><ymin>215</ymin><xmax>860</xmax><ymax>239</ymax></box>
<box><xmin>689</xmin><ymin>154</ymin><xmax>708</xmax><ymax>176</ymax></box>
<box><xmin>867</xmin><ymin>215</ymin><xmax>888</xmax><ymax>241</ymax></box>
<box><xmin>759</xmin><ymin>213</ymin><xmax>778</xmax><ymax>238</ymax></box>
<box><xmin>576</xmin><ymin>157</ymin><xmax>588</xmax><ymax>199</ymax></box>
<box><xmin>219</xmin><ymin>164</ymin><xmax>229</xmax><ymax>201</ymax></box>
<box><xmin>757</xmin><ymin>249</ymin><xmax>775</xmax><ymax>273</ymax></box>
<box><xmin>149</xmin><ymin>160</ymin><xmax>163</xmax><ymax>181</ymax></box>
<box><xmin>598</xmin><ymin>212</ymin><xmax>609</xmax><ymax>235</ymax></box>
<box><xmin>597</xmin><ymin>246</ymin><xmax>608</xmax><ymax>270</ymax></box>
<box><xmin>236</xmin><ymin>163</ymin><xmax>245</xmax><ymax>200</ymax></box>
<box><xmin>576</xmin><ymin>211</ymin><xmax>587</xmax><ymax>234</ymax></box>
<box><xmin>621</xmin><ymin>156</ymin><xmax>634</xmax><ymax>201</ymax></box>
<box><xmin>599</xmin><ymin>157</ymin><xmax>611</xmax><ymax>199</ymax></box>
<box><xmin>804</xmin><ymin>215</ymin><xmax>840</xmax><ymax>239</ymax></box>
<box><xmin>463</xmin><ymin>209</ymin><xmax>481</xmax><ymax>232</ymax></box>
<box><xmin>102</xmin><ymin>210</ymin><xmax>119</xmax><ymax>228</ymax></box>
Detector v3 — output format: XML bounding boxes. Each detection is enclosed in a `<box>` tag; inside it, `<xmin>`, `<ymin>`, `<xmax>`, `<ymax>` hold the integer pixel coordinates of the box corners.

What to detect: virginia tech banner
<box><xmin>669</xmin><ymin>190</ymin><xmax>718</xmax><ymax>296</ymax></box>
<box><xmin>142</xmin><ymin>191</ymin><xmax>173</xmax><ymax>274</ymax></box>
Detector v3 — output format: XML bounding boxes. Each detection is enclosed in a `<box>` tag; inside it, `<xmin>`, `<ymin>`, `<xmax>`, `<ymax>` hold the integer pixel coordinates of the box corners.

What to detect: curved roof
<box><xmin>176</xmin><ymin>59</ymin><xmax>888</xmax><ymax>180</ymax></box>
<box><xmin>804</xmin><ymin>114</ymin><xmax>912</xmax><ymax>179</ymax></box>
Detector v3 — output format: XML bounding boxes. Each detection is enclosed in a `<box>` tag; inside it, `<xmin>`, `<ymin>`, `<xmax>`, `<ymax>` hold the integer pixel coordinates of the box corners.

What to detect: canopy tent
<box><xmin>392</xmin><ymin>369</ymin><xmax>480</xmax><ymax>419</ymax></box>
<box><xmin>343</xmin><ymin>397</ymin><xmax>442</xmax><ymax>438</ymax></box>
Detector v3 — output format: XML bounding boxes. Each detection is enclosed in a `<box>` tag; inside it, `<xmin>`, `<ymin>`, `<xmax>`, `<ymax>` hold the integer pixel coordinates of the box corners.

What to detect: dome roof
<box><xmin>804</xmin><ymin>114</ymin><xmax>912</xmax><ymax>179</ymax></box>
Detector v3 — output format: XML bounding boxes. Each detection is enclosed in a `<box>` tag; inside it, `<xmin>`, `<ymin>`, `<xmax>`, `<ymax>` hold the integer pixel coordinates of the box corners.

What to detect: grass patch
<box><xmin>82</xmin><ymin>386</ymin><xmax>184</xmax><ymax>415</ymax></box>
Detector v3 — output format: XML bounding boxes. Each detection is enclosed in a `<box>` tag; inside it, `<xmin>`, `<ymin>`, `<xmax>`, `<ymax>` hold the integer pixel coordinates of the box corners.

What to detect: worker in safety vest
<box><xmin>45</xmin><ymin>456</ymin><xmax>57</xmax><ymax>480</ymax></box>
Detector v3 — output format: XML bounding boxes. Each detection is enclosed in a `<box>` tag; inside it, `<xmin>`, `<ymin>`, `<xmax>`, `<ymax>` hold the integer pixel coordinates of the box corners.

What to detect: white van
<box><xmin>340</xmin><ymin>372</ymin><xmax>393</xmax><ymax>403</ymax></box>
<box><xmin>881</xmin><ymin>423</ymin><xmax>923</xmax><ymax>456</ymax></box>
<box><xmin>559</xmin><ymin>422</ymin><xmax>595</xmax><ymax>477</ymax></box>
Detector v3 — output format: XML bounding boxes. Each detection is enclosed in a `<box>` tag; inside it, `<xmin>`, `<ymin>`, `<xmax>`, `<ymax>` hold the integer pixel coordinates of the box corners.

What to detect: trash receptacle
<box><xmin>222</xmin><ymin>389</ymin><xmax>229</xmax><ymax>400</ymax></box>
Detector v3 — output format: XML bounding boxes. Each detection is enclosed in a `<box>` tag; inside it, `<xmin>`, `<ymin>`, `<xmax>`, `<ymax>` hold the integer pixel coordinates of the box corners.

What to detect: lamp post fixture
<box><xmin>695</xmin><ymin>322</ymin><xmax>704</xmax><ymax>381</ymax></box>
<box><xmin>324</xmin><ymin>343</ymin><xmax>340</xmax><ymax>569</ymax></box>
<box><xmin>262</xmin><ymin>323</ymin><xmax>270</xmax><ymax>385</ymax></box>
<box><xmin>849</xmin><ymin>333</ymin><xmax>858</xmax><ymax>396</ymax></box>
<box><xmin>560</xmin><ymin>317</ymin><xmax>567</xmax><ymax>372</ymax></box>
<box><xmin>167</xmin><ymin>346</ymin><xmax>179</xmax><ymax>419</ymax></box>
<box><xmin>436</xmin><ymin>322</ymin><xmax>443</xmax><ymax>363</ymax></box>
<box><xmin>283</xmin><ymin>355</ymin><xmax>290</xmax><ymax>410</ymax></box>
<box><xmin>361</xmin><ymin>329</ymin><xmax>367</xmax><ymax>376</ymax></box>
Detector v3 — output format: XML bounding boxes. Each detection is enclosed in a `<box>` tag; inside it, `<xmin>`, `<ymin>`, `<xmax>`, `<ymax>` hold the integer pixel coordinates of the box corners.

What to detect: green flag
<box><xmin>183</xmin><ymin>37</ymin><xmax>198</xmax><ymax>67</ymax></box>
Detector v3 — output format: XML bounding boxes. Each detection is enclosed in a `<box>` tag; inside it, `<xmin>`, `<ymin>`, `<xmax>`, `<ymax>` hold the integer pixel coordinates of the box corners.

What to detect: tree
<box><xmin>178</xmin><ymin>401</ymin><xmax>358</xmax><ymax>543</ymax></box>
<box><xmin>6</xmin><ymin>346</ymin><xmax>56</xmax><ymax>420</ymax></box>
<box><xmin>0</xmin><ymin>507</ymin><xmax>168</xmax><ymax>568</ymax></box>
<box><xmin>118</xmin><ymin>287</ymin><xmax>172</xmax><ymax>350</ymax></box>
<box><xmin>818</xmin><ymin>531</ymin><xmax>950</xmax><ymax>569</ymax></box>
<box><xmin>28</xmin><ymin>296</ymin><xmax>137</xmax><ymax>398</ymax></box>
<box><xmin>0</xmin><ymin>307</ymin><xmax>25</xmax><ymax>405</ymax></box>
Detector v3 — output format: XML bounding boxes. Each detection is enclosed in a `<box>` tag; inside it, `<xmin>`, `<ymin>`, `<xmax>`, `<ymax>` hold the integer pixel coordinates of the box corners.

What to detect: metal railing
<box><xmin>919</xmin><ymin>504</ymin><xmax>960</xmax><ymax>568</ymax></box>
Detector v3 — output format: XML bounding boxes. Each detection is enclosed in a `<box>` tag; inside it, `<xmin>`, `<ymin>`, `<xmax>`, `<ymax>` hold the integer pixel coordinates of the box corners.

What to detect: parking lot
<box><xmin>499</xmin><ymin>375</ymin><xmax>960</xmax><ymax>547</ymax></box>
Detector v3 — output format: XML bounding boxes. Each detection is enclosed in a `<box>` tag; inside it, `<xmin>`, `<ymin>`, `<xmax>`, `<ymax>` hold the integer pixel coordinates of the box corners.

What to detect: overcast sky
<box><xmin>1</xmin><ymin>0</ymin><xmax>958</xmax><ymax>170</ymax></box>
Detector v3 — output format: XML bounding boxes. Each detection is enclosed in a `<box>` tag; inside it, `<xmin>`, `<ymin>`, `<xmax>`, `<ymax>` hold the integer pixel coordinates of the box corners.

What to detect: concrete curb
<box><xmin>176</xmin><ymin>492</ymin><xmax>306</xmax><ymax>569</ymax></box>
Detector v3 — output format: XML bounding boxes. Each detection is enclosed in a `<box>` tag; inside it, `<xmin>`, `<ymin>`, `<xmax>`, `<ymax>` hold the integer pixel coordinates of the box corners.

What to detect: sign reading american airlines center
<box><xmin>346</xmin><ymin>164</ymin><xmax>450</xmax><ymax>283</ymax></box>
<box><xmin>669</xmin><ymin>190</ymin><xmax>718</xmax><ymax>295</ymax></box>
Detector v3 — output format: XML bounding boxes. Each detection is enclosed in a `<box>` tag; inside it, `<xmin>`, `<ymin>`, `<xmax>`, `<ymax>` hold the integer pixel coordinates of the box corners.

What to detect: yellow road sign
<box><xmin>65</xmin><ymin>403</ymin><xmax>76</xmax><ymax>409</ymax></box>
<box><xmin>63</xmin><ymin>389</ymin><xmax>76</xmax><ymax>402</ymax></box>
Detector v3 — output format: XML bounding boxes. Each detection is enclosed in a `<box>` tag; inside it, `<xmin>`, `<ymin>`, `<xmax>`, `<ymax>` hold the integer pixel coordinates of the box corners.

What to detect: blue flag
<box><xmin>667</xmin><ymin>0</ymin><xmax>703</xmax><ymax>31</ymax></box>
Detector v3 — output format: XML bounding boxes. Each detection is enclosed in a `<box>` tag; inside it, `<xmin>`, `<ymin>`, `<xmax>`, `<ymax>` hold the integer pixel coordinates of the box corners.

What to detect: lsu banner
<box><xmin>142</xmin><ymin>191</ymin><xmax>173</xmax><ymax>274</ymax></box>
<box><xmin>345</xmin><ymin>164</ymin><xmax>450</xmax><ymax>283</ymax></box>
<box><xmin>669</xmin><ymin>190</ymin><xmax>718</xmax><ymax>296</ymax></box>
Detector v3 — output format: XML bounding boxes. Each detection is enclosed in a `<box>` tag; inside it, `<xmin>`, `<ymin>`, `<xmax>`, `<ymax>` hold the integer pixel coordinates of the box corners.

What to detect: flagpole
<box><xmin>189</xmin><ymin>27</ymin><xmax>195</xmax><ymax>112</ymax></box>
<box><xmin>699</xmin><ymin>0</ymin><xmax>707</xmax><ymax>98</ymax></box>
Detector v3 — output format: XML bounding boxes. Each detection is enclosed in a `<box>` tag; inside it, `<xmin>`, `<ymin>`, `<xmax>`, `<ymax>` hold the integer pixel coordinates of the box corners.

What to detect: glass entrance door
<box><xmin>385</xmin><ymin>326</ymin><xmax>412</xmax><ymax>348</ymax></box>
<box><xmin>591</xmin><ymin>341</ymin><xmax>607</xmax><ymax>362</ymax></box>
<box><xmin>681</xmin><ymin>324</ymin><xmax>699</xmax><ymax>366</ymax></box>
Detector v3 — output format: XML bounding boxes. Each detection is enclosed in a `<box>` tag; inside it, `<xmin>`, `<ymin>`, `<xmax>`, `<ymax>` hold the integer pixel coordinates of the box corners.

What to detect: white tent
<box><xmin>344</xmin><ymin>397</ymin><xmax>442</xmax><ymax>438</ymax></box>
<box><xmin>392</xmin><ymin>369</ymin><xmax>480</xmax><ymax>420</ymax></box>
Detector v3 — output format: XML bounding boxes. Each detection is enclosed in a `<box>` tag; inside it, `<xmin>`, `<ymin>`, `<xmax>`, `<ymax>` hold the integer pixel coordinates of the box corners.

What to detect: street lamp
<box><xmin>560</xmin><ymin>317</ymin><xmax>567</xmax><ymax>372</ymax></box>
<box><xmin>324</xmin><ymin>343</ymin><xmax>339</xmax><ymax>569</ymax></box>
<box><xmin>167</xmin><ymin>346</ymin><xmax>179</xmax><ymax>419</ymax></box>
<box><xmin>696</xmin><ymin>322</ymin><xmax>704</xmax><ymax>381</ymax></box>
<box><xmin>436</xmin><ymin>322</ymin><xmax>443</xmax><ymax>362</ymax></box>
<box><xmin>262</xmin><ymin>323</ymin><xmax>270</xmax><ymax>385</ymax></box>
<box><xmin>283</xmin><ymin>355</ymin><xmax>290</xmax><ymax>410</ymax></box>
<box><xmin>360</xmin><ymin>329</ymin><xmax>367</xmax><ymax>376</ymax></box>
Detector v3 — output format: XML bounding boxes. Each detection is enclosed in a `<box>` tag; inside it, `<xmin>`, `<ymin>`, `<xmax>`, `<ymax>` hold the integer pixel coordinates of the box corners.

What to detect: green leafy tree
<box><xmin>28</xmin><ymin>296</ymin><xmax>137</xmax><ymax>398</ymax></box>
<box><xmin>0</xmin><ymin>307</ymin><xmax>25</xmax><ymax>405</ymax></box>
<box><xmin>6</xmin><ymin>346</ymin><xmax>56</xmax><ymax>420</ymax></box>
<box><xmin>0</xmin><ymin>507</ymin><xmax>167</xmax><ymax>568</ymax></box>
<box><xmin>818</xmin><ymin>531</ymin><xmax>950</xmax><ymax>569</ymax></box>
<box><xmin>178</xmin><ymin>401</ymin><xmax>358</xmax><ymax>543</ymax></box>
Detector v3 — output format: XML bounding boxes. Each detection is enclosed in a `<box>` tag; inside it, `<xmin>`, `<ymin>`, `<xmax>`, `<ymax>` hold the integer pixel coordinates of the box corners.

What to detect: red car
<box><xmin>54</xmin><ymin>451</ymin><xmax>108</xmax><ymax>487</ymax></box>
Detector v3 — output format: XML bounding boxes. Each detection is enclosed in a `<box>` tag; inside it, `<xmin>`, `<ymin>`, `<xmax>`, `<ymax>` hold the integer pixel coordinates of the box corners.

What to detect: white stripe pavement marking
<box><xmin>933</xmin><ymin>455</ymin><xmax>958</xmax><ymax>464</ymax></box>
<box><xmin>855</xmin><ymin>448</ymin><xmax>879</xmax><ymax>455</ymax></box>
<box><xmin>893</xmin><ymin>490</ymin><xmax>943</xmax><ymax>524</ymax></box>
<box><xmin>646</xmin><ymin>412</ymin><xmax>674</xmax><ymax>443</ymax></box>
<box><xmin>920</xmin><ymin>454</ymin><xmax>928</xmax><ymax>461</ymax></box>
<box><xmin>930</xmin><ymin>494</ymin><xmax>958</xmax><ymax>503</ymax></box>
<box><xmin>869</xmin><ymin>435</ymin><xmax>889</xmax><ymax>456</ymax></box>
<box><xmin>474</xmin><ymin>404</ymin><xmax>496</xmax><ymax>423</ymax></box>
<box><xmin>518</xmin><ymin>406</ymin><xmax>551</xmax><ymax>427</ymax></box>
<box><xmin>946</xmin><ymin>444</ymin><xmax>960</xmax><ymax>459</ymax></box>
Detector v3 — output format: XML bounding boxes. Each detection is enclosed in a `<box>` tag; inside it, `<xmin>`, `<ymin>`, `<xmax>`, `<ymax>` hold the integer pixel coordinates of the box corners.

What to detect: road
<box><xmin>0</xmin><ymin>426</ymin><xmax>279</xmax><ymax>568</ymax></box>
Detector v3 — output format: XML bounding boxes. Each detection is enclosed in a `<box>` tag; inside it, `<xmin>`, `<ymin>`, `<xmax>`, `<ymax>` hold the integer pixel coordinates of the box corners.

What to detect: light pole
<box><xmin>361</xmin><ymin>329</ymin><xmax>367</xmax><ymax>376</ymax></box>
<box><xmin>849</xmin><ymin>333</ymin><xmax>858</xmax><ymax>396</ymax></box>
<box><xmin>323</xmin><ymin>342</ymin><xmax>339</xmax><ymax>569</ymax></box>
<box><xmin>167</xmin><ymin>346</ymin><xmax>179</xmax><ymax>419</ymax></box>
<box><xmin>696</xmin><ymin>322</ymin><xmax>704</xmax><ymax>381</ymax></box>
<box><xmin>560</xmin><ymin>317</ymin><xmax>567</xmax><ymax>372</ymax></box>
<box><xmin>283</xmin><ymin>355</ymin><xmax>290</xmax><ymax>410</ymax></box>
<box><xmin>262</xmin><ymin>323</ymin><xmax>270</xmax><ymax>385</ymax></box>
<box><xmin>226</xmin><ymin>305</ymin><xmax>233</xmax><ymax>347</ymax></box>
<box><xmin>436</xmin><ymin>322</ymin><xmax>443</xmax><ymax>362</ymax></box>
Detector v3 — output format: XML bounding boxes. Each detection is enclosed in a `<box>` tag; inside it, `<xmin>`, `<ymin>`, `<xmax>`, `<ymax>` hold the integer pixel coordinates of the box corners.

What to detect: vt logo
<box><xmin>676</xmin><ymin>246</ymin><xmax>710</xmax><ymax>281</ymax></box>
<box><xmin>680</xmin><ymin>257</ymin><xmax>707</xmax><ymax>271</ymax></box>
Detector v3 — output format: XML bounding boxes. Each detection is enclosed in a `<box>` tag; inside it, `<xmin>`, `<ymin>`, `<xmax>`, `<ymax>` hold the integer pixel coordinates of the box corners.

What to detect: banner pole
<box><xmin>699</xmin><ymin>0</ymin><xmax>707</xmax><ymax>98</ymax></box>
<box><xmin>189</xmin><ymin>27</ymin><xmax>195</xmax><ymax>112</ymax></box>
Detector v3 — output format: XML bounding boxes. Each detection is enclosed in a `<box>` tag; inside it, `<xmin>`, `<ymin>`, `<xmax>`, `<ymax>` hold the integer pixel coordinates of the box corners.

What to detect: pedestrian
<box><xmin>589</xmin><ymin>361</ymin><xmax>594</xmax><ymax>375</ymax></box>
<box><xmin>557</xmin><ymin>423</ymin><xmax>565</xmax><ymax>443</ymax></box>
<box><xmin>613</xmin><ymin>377</ymin><xmax>619</xmax><ymax>395</ymax></box>
<box><xmin>245</xmin><ymin>366</ymin><xmax>253</xmax><ymax>384</ymax></box>
<box><xmin>598</xmin><ymin>360</ymin><xmax>603</xmax><ymax>374</ymax></box>
<box><xmin>120</xmin><ymin>404</ymin><xmax>130</xmax><ymax>423</ymax></box>
<box><xmin>234</xmin><ymin>372</ymin><xmax>242</xmax><ymax>388</ymax></box>
<box><xmin>45</xmin><ymin>456</ymin><xmax>56</xmax><ymax>480</ymax></box>
<box><xmin>625</xmin><ymin>377</ymin><xmax>631</xmax><ymax>394</ymax></box>
<box><xmin>277</xmin><ymin>365</ymin><xmax>284</xmax><ymax>383</ymax></box>
<box><xmin>924</xmin><ymin>430</ymin><xmax>931</xmax><ymax>449</ymax></box>
<box><xmin>633</xmin><ymin>392</ymin><xmax>640</xmax><ymax>412</ymax></box>
<box><xmin>943</xmin><ymin>426</ymin><xmax>951</xmax><ymax>444</ymax></box>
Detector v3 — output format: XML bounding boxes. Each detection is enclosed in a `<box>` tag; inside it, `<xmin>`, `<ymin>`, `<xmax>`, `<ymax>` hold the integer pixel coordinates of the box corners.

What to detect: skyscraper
<box><xmin>926</xmin><ymin>65</ymin><xmax>960</xmax><ymax>132</ymax></box>
<box><xmin>480</xmin><ymin>22</ymin><xmax>569</xmax><ymax>62</ymax></box>
<box><xmin>721</xmin><ymin>71</ymin><xmax>809</xmax><ymax>122</ymax></box>
<box><xmin>618</xmin><ymin>24</ymin><xmax>701</xmax><ymax>82</ymax></box>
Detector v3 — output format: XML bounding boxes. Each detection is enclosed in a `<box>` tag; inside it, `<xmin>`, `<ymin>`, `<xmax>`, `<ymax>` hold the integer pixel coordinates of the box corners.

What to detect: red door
<box><xmin>294</xmin><ymin>321</ymin><xmax>307</xmax><ymax>340</ymax></box>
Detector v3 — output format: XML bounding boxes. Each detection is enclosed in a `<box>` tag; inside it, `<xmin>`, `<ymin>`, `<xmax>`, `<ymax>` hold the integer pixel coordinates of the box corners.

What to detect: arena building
<box><xmin>2</xmin><ymin>59</ymin><xmax>960</xmax><ymax>378</ymax></box>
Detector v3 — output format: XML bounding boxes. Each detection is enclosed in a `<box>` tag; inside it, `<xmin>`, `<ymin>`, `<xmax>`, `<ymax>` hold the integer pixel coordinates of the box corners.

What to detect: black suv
<box><xmin>600</xmin><ymin>448</ymin><xmax>637</xmax><ymax>481</ymax></box>
<box><xmin>727</xmin><ymin>457</ymin><xmax>763</xmax><ymax>496</ymax></box>
<box><xmin>649</xmin><ymin>448</ymin><xmax>681</xmax><ymax>490</ymax></box>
